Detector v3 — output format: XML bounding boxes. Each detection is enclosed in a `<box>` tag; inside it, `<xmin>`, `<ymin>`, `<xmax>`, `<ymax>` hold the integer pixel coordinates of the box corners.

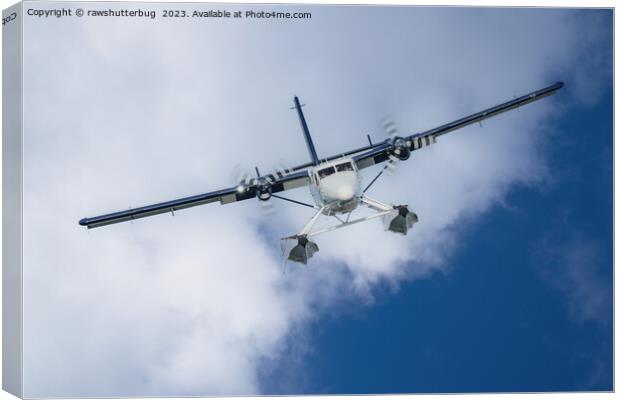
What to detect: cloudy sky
<box><xmin>19</xmin><ymin>3</ymin><xmax>611</xmax><ymax>397</ymax></box>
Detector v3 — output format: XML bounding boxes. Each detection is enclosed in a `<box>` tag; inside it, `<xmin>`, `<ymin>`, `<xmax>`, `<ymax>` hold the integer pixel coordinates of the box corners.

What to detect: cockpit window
<box><xmin>318</xmin><ymin>166</ymin><xmax>336</xmax><ymax>179</ymax></box>
<box><xmin>336</xmin><ymin>162</ymin><xmax>354</xmax><ymax>172</ymax></box>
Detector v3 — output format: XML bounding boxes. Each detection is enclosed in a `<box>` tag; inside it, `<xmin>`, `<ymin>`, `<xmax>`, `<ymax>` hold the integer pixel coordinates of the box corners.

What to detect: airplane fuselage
<box><xmin>308</xmin><ymin>158</ymin><xmax>362</xmax><ymax>214</ymax></box>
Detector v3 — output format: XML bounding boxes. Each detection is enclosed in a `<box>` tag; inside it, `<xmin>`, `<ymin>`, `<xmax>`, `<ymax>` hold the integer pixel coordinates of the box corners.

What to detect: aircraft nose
<box><xmin>337</xmin><ymin>185</ymin><xmax>355</xmax><ymax>200</ymax></box>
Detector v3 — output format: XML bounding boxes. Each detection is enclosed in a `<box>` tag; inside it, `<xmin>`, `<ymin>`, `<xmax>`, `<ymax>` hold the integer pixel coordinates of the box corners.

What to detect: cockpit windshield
<box><xmin>336</xmin><ymin>162</ymin><xmax>354</xmax><ymax>172</ymax></box>
<box><xmin>318</xmin><ymin>166</ymin><xmax>336</xmax><ymax>179</ymax></box>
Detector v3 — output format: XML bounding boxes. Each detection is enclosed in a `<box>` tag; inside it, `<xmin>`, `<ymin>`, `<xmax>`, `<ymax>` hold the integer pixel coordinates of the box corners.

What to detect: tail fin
<box><xmin>293</xmin><ymin>96</ymin><xmax>320</xmax><ymax>165</ymax></box>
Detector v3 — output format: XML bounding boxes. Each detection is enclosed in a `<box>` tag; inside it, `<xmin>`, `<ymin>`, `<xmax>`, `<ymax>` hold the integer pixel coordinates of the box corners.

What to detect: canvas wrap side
<box><xmin>3</xmin><ymin>1</ymin><xmax>24</xmax><ymax>398</ymax></box>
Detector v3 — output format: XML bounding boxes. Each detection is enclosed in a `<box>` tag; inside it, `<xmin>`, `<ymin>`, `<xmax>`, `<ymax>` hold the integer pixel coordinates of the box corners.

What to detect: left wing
<box><xmin>353</xmin><ymin>82</ymin><xmax>564</xmax><ymax>170</ymax></box>
<box><xmin>79</xmin><ymin>169</ymin><xmax>310</xmax><ymax>228</ymax></box>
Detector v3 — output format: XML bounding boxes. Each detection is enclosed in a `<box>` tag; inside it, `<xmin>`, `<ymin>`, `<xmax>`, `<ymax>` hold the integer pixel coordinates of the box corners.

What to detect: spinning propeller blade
<box><xmin>381</xmin><ymin>116</ymin><xmax>400</xmax><ymax>138</ymax></box>
<box><xmin>380</xmin><ymin>116</ymin><xmax>404</xmax><ymax>175</ymax></box>
<box><xmin>229</xmin><ymin>164</ymin><xmax>253</xmax><ymax>187</ymax></box>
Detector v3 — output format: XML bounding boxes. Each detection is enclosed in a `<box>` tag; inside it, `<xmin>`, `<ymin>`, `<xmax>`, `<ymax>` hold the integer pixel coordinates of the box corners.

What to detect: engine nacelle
<box><xmin>255</xmin><ymin>178</ymin><xmax>272</xmax><ymax>201</ymax></box>
<box><xmin>393</xmin><ymin>146</ymin><xmax>410</xmax><ymax>160</ymax></box>
<box><xmin>391</xmin><ymin>137</ymin><xmax>411</xmax><ymax>161</ymax></box>
<box><xmin>257</xmin><ymin>187</ymin><xmax>271</xmax><ymax>201</ymax></box>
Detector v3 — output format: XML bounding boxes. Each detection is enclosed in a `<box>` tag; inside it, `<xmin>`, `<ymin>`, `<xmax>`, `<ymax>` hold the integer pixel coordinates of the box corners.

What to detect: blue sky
<box><xmin>20</xmin><ymin>3</ymin><xmax>612</xmax><ymax>396</ymax></box>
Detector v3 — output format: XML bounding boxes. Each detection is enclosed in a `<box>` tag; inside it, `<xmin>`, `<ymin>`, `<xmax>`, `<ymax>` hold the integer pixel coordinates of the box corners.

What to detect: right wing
<box><xmin>79</xmin><ymin>169</ymin><xmax>310</xmax><ymax>228</ymax></box>
<box><xmin>353</xmin><ymin>81</ymin><xmax>564</xmax><ymax>170</ymax></box>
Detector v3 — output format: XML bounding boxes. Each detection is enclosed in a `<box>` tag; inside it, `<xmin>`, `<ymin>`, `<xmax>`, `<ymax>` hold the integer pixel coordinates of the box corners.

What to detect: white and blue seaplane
<box><xmin>80</xmin><ymin>82</ymin><xmax>564</xmax><ymax>264</ymax></box>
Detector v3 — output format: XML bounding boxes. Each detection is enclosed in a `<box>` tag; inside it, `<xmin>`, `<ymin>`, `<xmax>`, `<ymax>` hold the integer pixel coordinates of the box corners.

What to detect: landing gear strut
<box><xmin>281</xmin><ymin>196</ymin><xmax>419</xmax><ymax>268</ymax></box>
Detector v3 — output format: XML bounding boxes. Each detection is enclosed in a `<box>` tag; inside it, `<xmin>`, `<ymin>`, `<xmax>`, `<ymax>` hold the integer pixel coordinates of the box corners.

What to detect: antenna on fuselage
<box><xmin>292</xmin><ymin>96</ymin><xmax>320</xmax><ymax>166</ymax></box>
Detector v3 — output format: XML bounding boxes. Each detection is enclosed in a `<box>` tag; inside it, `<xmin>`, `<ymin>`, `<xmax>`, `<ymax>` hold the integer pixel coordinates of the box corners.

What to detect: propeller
<box><xmin>380</xmin><ymin>116</ymin><xmax>410</xmax><ymax>175</ymax></box>
<box><xmin>229</xmin><ymin>164</ymin><xmax>254</xmax><ymax>187</ymax></box>
<box><xmin>229</xmin><ymin>162</ymin><xmax>296</xmax><ymax>214</ymax></box>
<box><xmin>254</xmin><ymin>166</ymin><xmax>275</xmax><ymax>214</ymax></box>
<box><xmin>381</xmin><ymin>116</ymin><xmax>399</xmax><ymax>139</ymax></box>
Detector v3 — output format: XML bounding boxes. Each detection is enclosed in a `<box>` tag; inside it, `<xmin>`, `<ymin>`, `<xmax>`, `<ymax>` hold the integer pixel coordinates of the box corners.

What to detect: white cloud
<box><xmin>19</xmin><ymin>6</ymin><xmax>609</xmax><ymax>396</ymax></box>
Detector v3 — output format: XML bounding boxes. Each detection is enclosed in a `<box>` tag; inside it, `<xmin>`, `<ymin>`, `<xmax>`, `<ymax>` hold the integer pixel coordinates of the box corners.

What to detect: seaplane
<box><xmin>79</xmin><ymin>82</ymin><xmax>564</xmax><ymax>264</ymax></box>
